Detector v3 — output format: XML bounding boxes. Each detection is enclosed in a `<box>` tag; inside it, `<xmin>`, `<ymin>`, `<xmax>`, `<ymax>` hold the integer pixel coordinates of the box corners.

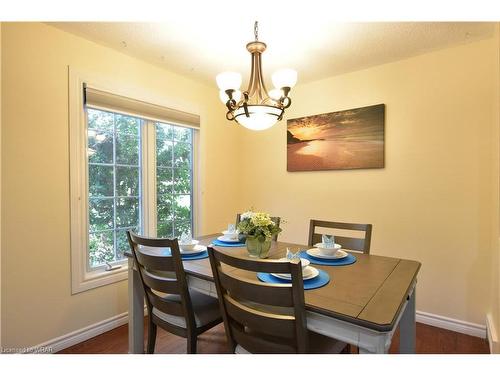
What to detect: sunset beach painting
<box><xmin>287</xmin><ymin>104</ymin><xmax>385</xmax><ymax>171</ymax></box>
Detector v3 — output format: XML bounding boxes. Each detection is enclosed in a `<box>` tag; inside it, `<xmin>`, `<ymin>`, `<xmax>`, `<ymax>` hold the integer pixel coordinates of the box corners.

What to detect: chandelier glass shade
<box><xmin>216</xmin><ymin>22</ymin><xmax>297</xmax><ymax>131</ymax></box>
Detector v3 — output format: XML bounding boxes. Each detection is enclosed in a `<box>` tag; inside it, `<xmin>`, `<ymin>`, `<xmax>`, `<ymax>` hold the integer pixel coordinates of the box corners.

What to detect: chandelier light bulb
<box><xmin>272</xmin><ymin>69</ymin><xmax>298</xmax><ymax>89</ymax></box>
<box><xmin>268</xmin><ymin>88</ymin><xmax>284</xmax><ymax>100</ymax></box>
<box><xmin>215</xmin><ymin>72</ymin><xmax>242</xmax><ymax>91</ymax></box>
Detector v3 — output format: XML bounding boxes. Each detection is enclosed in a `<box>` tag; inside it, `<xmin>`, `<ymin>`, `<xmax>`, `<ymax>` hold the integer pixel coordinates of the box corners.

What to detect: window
<box><xmin>87</xmin><ymin>109</ymin><xmax>142</xmax><ymax>270</ymax></box>
<box><xmin>69</xmin><ymin>68</ymin><xmax>199</xmax><ymax>293</ymax></box>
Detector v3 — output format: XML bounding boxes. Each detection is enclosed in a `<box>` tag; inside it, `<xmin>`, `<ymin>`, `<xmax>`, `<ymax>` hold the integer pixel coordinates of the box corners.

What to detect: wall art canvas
<box><xmin>287</xmin><ymin>104</ymin><xmax>385</xmax><ymax>171</ymax></box>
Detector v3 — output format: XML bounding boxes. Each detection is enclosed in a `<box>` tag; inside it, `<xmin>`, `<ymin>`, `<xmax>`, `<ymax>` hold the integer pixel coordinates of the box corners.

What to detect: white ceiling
<box><xmin>50</xmin><ymin>18</ymin><xmax>495</xmax><ymax>87</ymax></box>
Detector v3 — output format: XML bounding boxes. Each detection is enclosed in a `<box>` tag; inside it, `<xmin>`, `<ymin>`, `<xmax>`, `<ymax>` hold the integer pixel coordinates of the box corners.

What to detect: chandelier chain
<box><xmin>254</xmin><ymin>21</ymin><xmax>258</xmax><ymax>41</ymax></box>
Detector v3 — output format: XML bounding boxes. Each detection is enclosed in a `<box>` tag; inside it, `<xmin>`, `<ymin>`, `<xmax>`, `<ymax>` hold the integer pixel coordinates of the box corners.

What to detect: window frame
<box><xmin>69</xmin><ymin>67</ymin><xmax>199</xmax><ymax>294</ymax></box>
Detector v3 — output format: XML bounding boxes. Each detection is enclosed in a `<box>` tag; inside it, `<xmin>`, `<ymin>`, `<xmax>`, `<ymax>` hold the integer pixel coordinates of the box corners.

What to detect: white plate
<box><xmin>271</xmin><ymin>266</ymin><xmax>319</xmax><ymax>281</ymax></box>
<box><xmin>217</xmin><ymin>235</ymin><xmax>240</xmax><ymax>243</ymax></box>
<box><xmin>307</xmin><ymin>248</ymin><xmax>348</xmax><ymax>260</ymax></box>
<box><xmin>180</xmin><ymin>244</ymin><xmax>207</xmax><ymax>255</ymax></box>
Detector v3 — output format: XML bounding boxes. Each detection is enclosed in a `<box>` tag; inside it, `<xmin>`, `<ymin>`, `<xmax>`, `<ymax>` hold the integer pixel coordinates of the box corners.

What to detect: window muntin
<box><xmin>155</xmin><ymin>122</ymin><xmax>194</xmax><ymax>238</ymax></box>
<box><xmin>87</xmin><ymin>108</ymin><xmax>142</xmax><ymax>270</ymax></box>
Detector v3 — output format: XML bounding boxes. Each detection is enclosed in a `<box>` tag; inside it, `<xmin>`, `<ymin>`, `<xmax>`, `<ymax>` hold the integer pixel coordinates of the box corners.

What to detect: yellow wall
<box><xmin>492</xmin><ymin>23</ymin><xmax>500</xmax><ymax>353</ymax></box>
<box><xmin>0</xmin><ymin>21</ymin><xmax>3</xmax><ymax>349</ymax></box>
<box><xmin>0</xmin><ymin>22</ymin><xmax>240</xmax><ymax>347</ymax></box>
<box><xmin>1</xmin><ymin>22</ymin><xmax>499</xmax><ymax>349</ymax></box>
<box><xmin>238</xmin><ymin>36</ymin><xmax>500</xmax><ymax>327</ymax></box>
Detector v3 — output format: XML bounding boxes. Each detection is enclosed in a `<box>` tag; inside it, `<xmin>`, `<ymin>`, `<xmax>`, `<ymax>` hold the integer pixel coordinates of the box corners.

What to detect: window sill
<box><xmin>71</xmin><ymin>261</ymin><xmax>129</xmax><ymax>295</ymax></box>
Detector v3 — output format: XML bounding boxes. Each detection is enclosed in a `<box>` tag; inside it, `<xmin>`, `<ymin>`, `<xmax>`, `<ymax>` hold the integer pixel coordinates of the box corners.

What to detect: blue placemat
<box><xmin>300</xmin><ymin>251</ymin><xmax>356</xmax><ymax>266</ymax></box>
<box><xmin>257</xmin><ymin>269</ymin><xmax>330</xmax><ymax>290</ymax></box>
<box><xmin>181</xmin><ymin>250</ymin><xmax>208</xmax><ymax>261</ymax></box>
<box><xmin>211</xmin><ymin>239</ymin><xmax>246</xmax><ymax>247</ymax></box>
<box><xmin>160</xmin><ymin>248</ymin><xmax>209</xmax><ymax>260</ymax></box>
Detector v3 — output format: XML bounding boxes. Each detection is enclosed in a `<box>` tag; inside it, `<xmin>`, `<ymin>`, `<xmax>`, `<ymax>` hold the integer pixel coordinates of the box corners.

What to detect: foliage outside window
<box><xmin>87</xmin><ymin>108</ymin><xmax>142</xmax><ymax>269</ymax></box>
<box><xmin>86</xmin><ymin>110</ymin><xmax>194</xmax><ymax>270</ymax></box>
<box><xmin>156</xmin><ymin>122</ymin><xmax>193</xmax><ymax>238</ymax></box>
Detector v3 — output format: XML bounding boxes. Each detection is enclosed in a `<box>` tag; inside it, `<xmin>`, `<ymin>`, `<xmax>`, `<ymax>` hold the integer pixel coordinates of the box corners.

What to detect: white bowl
<box><xmin>280</xmin><ymin>257</ymin><xmax>310</xmax><ymax>271</ymax></box>
<box><xmin>299</xmin><ymin>258</ymin><xmax>310</xmax><ymax>271</ymax></box>
<box><xmin>221</xmin><ymin>230</ymin><xmax>239</xmax><ymax>240</ymax></box>
<box><xmin>179</xmin><ymin>239</ymin><xmax>199</xmax><ymax>251</ymax></box>
<box><xmin>314</xmin><ymin>243</ymin><xmax>342</xmax><ymax>256</ymax></box>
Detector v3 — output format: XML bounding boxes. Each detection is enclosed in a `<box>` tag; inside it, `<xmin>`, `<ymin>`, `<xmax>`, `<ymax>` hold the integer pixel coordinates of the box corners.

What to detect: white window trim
<box><xmin>69</xmin><ymin>67</ymin><xmax>200</xmax><ymax>294</ymax></box>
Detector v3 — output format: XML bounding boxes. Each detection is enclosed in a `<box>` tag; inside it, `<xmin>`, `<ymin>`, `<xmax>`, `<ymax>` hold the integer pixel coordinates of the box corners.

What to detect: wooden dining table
<box><xmin>126</xmin><ymin>234</ymin><xmax>421</xmax><ymax>354</ymax></box>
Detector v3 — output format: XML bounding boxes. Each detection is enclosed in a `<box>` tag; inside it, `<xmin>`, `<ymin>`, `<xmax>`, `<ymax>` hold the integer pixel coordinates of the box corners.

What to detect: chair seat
<box><xmin>152</xmin><ymin>288</ymin><xmax>221</xmax><ymax>329</ymax></box>
<box><xmin>235</xmin><ymin>331</ymin><xmax>347</xmax><ymax>354</ymax></box>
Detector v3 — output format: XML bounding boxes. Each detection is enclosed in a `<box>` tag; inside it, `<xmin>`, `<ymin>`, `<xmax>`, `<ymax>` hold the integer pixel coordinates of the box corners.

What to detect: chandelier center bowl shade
<box><xmin>216</xmin><ymin>22</ymin><xmax>297</xmax><ymax>131</ymax></box>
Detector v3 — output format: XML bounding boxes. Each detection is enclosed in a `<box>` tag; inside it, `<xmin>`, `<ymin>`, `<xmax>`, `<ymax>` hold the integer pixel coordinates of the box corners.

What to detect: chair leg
<box><xmin>187</xmin><ymin>333</ymin><xmax>197</xmax><ymax>354</ymax></box>
<box><xmin>147</xmin><ymin>321</ymin><xmax>157</xmax><ymax>354</ymax></box>
<box><xmin>341</xmin><ymin>344</ymin><xmax>351</xmax><ymax>354</ymax></box>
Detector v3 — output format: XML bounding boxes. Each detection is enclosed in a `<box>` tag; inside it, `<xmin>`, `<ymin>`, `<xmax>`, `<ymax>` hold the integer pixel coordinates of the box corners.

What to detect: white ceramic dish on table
<box><xmin>221</xmin><ymin>230</ymin><xmax>239</xmax><ymax>241</ymax></box>
<box><xmin>217</xmin><ymin>235</ymin><xmax>240</xmax><ymax>243</ymax></box>
<box><xmin>179</xmin><ymin>239</ymin><xmax>199</xmax><ymax>252</ymax></box>
<box><xmin>307</xmin><ymin>248</ymin><xmax>348</xmax><ymax>260</ymax></box>
<box><xmin>271</xmin><ymin>258</ymin><xmax>318</xmax><ymax>280</ymax></box>
<box><xmin>313</xmin><ymin>242</ymin><xmax>342</xmax><ymax>256</ymax></box>
<box><xmin>180</xmin><ymin>244</ymin><xmax>206</xmax><ymax>255</ymax></box>
<box><xmin>272</xmin><ymin>267</ymin><xmax>319</xmax><ymax>281</ymax></box>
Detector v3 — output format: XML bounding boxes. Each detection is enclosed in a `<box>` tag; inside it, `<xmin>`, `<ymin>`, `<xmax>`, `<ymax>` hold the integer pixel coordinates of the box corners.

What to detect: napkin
<box><xmin>286</xmin><ymin>248</ymin><xmax>301</xmax><ymax>261</ymax></box>
<box><xmin>322</xmin><ymin>234</ymin><xmax>335</xmax><ymax>248</ymax></box>
<box><xmin>226</xmin><ymin>224</ymin><xmax>237</xmax><ymax>234</ymax></box>
<box><xmin>179</xmin><ymin>231</ymin><xmax>192</xmax><ymax>245</ymax></box>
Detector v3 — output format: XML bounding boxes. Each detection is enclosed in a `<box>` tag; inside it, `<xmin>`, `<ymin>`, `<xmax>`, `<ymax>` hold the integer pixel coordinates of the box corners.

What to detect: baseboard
<box><xmin>486</xmin><ymin>313</ymin><xmax>499</xmax><ymax>353</ymax></box>
<box><xmin>34</xmin><ymin>312</ymin><xmax>129</xmax><ymax>353</ymax></box>
<box><xmin>35</xmin><ymin>306</ymin><xmax>149</xmax><ymax>353</ymax></box>
<box><xmin>416</xmin><ymin>310</ymin><xmax>486</xmax><ymax>338</ymax></box>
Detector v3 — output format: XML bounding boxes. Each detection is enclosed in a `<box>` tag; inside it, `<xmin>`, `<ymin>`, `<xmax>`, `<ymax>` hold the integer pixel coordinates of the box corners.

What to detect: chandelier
<box><xmin>216</xmin><ymin>22</ymin><xmax>297</xmax><ymax>131</ymax></box>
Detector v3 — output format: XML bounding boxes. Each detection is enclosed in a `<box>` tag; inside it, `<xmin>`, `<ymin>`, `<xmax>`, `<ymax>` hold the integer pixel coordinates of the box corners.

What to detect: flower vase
<box><xmin>245</xmin><ymin>235</ymin><xmax>272</xmax><ymax>258</ymax></box>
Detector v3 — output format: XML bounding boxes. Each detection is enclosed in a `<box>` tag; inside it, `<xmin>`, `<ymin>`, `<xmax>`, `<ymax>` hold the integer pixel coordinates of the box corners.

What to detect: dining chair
<box><xmin>207</xmin><ymin>246</ymin><xmax>348</xmax><ymax>354</ymax></box>
<box><xmin>308</xmin><ymin>220</ymin><xmax>373</xmax><ymax>254</ymax></box>
<box><xmin>235</xmin><ymin>213</ymin><xmax>281</xmax><ymax>241</ymax></box>
<box><xmin>127</xmin><ymin>231</ymin><xmax>222</xmax><ymax>354</ymax></box>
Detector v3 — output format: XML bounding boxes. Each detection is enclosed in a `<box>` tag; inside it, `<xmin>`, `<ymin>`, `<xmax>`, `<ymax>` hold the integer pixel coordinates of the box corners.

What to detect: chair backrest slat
<box><xmin>147</xmin><ymin>291</ymin><xmax>184</xmax><ymax>316</ymax></box>
<box><xmin>224</xmin><ymin>295</ymin><xmax>296</xmax><ymax>338</ymax></box>
<box><xmin>127</xmin><ymin>231</ymin><xmax>196</xmax><ymax>331</ymax></box>
<box><xmin>208</xmin><ymin>246</ymin><xmax>308</xmax><ymax>353</ymax></box>
<box><xmin>213</xmin><ymin>249</ymin><xmax>292</xmax><ymax>274</ymax></box>
<box><xmin>218</xmin><ymin>271</ymin><xmax>294</xmax><ymax>307</ymax></box>
<box><xmin>235</xmin><ymin>214</ymin><xmax>281</xmax><ymax>241</ymax></box>
<box><xmin>142</xmin><ymin>269</ymin><xmax>181</xmax><ymax>295</ymax></box>
<box><xmin>308</xmin><ymin>220</ymin><xmax>373</xmax><ymax>254</ymax></box>
<box><xmin>134</xmin><ymin>249</ymin><xmax>175</xmax><ymax>271</ymax></box>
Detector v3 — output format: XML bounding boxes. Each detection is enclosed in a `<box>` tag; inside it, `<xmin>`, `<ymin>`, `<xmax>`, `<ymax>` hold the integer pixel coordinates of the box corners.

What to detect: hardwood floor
<box><xmin>59</xmin><ymin>320</ymin><xmax>490</xmax><ymax>354</ymax></box>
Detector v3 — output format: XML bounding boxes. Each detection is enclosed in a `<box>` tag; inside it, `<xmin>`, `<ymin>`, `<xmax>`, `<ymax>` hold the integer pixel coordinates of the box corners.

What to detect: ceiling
<box><xmin>50</xmin><ymin>19</ymin><xmax>495</xmax><ymax>87</ymax></box>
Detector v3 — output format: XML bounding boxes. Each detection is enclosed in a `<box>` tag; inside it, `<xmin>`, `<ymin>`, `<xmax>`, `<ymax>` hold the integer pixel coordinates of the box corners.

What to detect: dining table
<box><xmin>126</xmin><ymin>234</ymin><xmax>421</xmax><ymax>354</ymax></box>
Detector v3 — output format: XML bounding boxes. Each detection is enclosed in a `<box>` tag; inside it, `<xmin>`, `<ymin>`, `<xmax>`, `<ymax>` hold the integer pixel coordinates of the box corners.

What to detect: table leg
<box><xmin>399</xmin><ymin>287</ymin><xmax>416</xmax><ymax>353</ymax></box>
<box><xmin>128</xmin><ymin>258</ymin><xmax>145</xmax><ymax>354</ymax></box>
